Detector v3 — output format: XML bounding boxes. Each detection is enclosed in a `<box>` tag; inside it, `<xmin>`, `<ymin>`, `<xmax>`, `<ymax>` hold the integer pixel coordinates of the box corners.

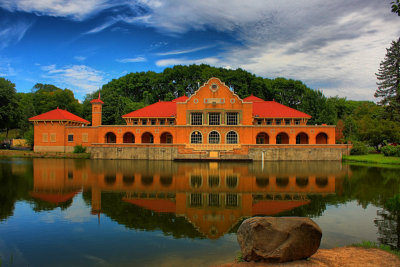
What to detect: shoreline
<box><xmin>0</xmin><ymin>149</ymin><xmax>90</xmax><ymax>159</ymax></box>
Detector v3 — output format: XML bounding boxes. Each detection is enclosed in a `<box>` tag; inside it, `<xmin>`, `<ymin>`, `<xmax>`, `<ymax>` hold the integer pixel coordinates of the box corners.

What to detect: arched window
<box><xmin>226</xmin><ymin>131</ymin><xmax>238</xmax><ymax>144</ymax></box>
<box><xmin>296</xmin><ymin>132</ymin><xmax>309</xmax><ymax>144</ymax></box>
<box><xmin>141</xmin><ymin>132</ymin><xmax>154</xmax><ymax>143</ymax></box>
<box><xmin>276</xmin><ymin>132</ymin><xmax>289</xmax><ymax>144</ymax></box>
<box><xmin>105</xmin><ymin>174</ymin><xmax>116</xmax><ymax>185</ymax></box>
<box><xmin>190</xmin><ymin>131</ymin><xmax>202</xmax><ymax>144</ymax></box>
<box><xmin>105</xmin><ymin>132</ymin><xmax>116</xmax><ymax>143</ymax></box>
<box><xmin>256</xmin><ymin>132</ymin><xmax>269</xmax><ymax>144</ymax></box>
<box><xmin>123</xmin><ymin>132</ymin><xmax>135</xmax><ymax>143</ymax></box>
<box><xmin>123</xmin><ymin>175</ymin><xmax>134</xmax><ymax>185</ymax></box>
<box><xmin>160</xmin><ymin>132</ymin><xmax>173</xmax><ymax>144</ymax></box>
<box><xmin>208</xmin><ymin>131</ymin><xmax>220</xmax><ymax>144</ymax></box>
<box><xmin>296</xmin><ymin>177</ymin><xmax>309</xmax><ymax>187</ymax></box>
<box><xmin>316</xmin><ymin>133</ymin><xmax>328</xmax><ymax>144</ymax></box>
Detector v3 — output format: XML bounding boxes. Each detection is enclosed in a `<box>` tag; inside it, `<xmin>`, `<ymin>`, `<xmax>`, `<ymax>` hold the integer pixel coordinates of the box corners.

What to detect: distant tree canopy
<box><xmin>0</xmin><ymin>78</ymin><xmax>19</xmax><ymax>137</ymax></box>
<box><xmin>392</xmin><ymin>0</ymin><xmax>400</xmax><ymax>16</ymax></box>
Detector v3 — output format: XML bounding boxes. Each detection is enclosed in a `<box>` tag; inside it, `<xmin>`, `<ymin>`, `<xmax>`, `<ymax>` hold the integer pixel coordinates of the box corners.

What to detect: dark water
<box><xmin>0</xmin><ymin>158</ymin><xmax>399</xmax><ymax>267</ymax></box>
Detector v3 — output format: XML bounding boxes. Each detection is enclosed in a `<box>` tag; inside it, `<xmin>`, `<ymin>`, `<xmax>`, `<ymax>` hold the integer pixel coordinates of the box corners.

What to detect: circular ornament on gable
<box><xmin>230</xmin><ymin>98</ymin><xmax>235</xmax><ymax>104</ymax></box>
<box><xmin>193</xmin><ymin>98</ymin><xmax>199</xmax><ymax>104</ymax></box>
<box><xmin>210</xmin><ymin>83</ymin><xmax>219</xmax><ymax>92</ymax></box>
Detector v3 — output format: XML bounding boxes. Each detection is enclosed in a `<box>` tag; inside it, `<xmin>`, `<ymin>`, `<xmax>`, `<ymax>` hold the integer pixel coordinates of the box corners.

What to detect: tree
<box><xmin>0</xmin><ymin>78</ymin><xmax>20</xmax><ymax>138</ymax></box>
<box><xmin>375</xmin><ymin>38</ymin><xmax>400</xmax><ymax>121</ymax></box>
<box><xmin>392</xmin><ymin>0</ymin><xmax>400</xmax><ymax>16</ymax></box>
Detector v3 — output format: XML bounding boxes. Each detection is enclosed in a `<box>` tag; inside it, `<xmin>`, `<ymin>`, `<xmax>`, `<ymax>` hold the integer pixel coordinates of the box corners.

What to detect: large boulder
<box><xmin>237</xmin><ymin>217</ymin><xmax>322</xmax><ymax>263</ymax></box>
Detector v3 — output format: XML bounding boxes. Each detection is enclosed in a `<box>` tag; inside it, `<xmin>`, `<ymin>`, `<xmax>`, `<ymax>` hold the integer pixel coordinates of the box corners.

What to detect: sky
<box><xmin>1</xmin><ymin>0</ymin><xmax>400</xmax><ymax>101</ymax></box>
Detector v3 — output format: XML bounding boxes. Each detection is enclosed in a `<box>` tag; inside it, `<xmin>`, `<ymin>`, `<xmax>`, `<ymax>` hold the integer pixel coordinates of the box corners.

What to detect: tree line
<box><xmin>0</xmin><ymin>61</ymin><xmax>399</xmax><ymax>150</ymax></box>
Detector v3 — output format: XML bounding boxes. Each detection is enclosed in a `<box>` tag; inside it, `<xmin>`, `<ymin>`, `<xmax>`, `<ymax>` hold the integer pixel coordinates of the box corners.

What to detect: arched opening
<box><xmin>208</xmin><ymin>175</ymin><xmax>220</xmax><ymax>187</ymax></box>
<box><xmin>208</xmin><ymin>131</ymin><xmax>220</xmax><ymax>144</ymax></box>
<box><xmin>160</xmin><ymin>175</ymin><xmax>172</xmax><ymax>187</ymax></box>
<box><xmin>316</xmin><ymin>177</ymin><xmax>328</xmax><ymax>187</ymax></box>
<box><xmin>296</xmin><ymin>177</ymin><xmax>309</xmax><ymax>187</ymax></box>
<box><xmin>160</xmin><ymin>132</ymin><xmax>173</xmax><ymax>144</ymax></box>
<box><xmin>296</xmin><ymin>132</ymin><xmax>309</xmax><ymax>144</ymax></box>
<box><xmin>105</xmin><ymin>174</ymin><xmax>116</xmax><ymax>185</ymax></box>
<box><xmin>105</xmin><ymin>132</ymin><xmax>116</xmax><ymax>143</ymax></box>
<box><xmin>276</xmin><ymin>132</ymin><xmax>289</xmax><ymax>144</ymax></box>
<box><xmin>256</xmin><ymin>177</ymin><xmax>269</xmax><ymax>187</ymax></box>
<box><xmin>190</xmin><ymin>131</ymin><xmax>202</xmax><ymax>144</ymax></box>
<box><xmin>190</xmin><ymin>175</ymin><xmax>202</xmax><ymax>188</ymax></box>
<box><xmin>256</xmin><ymin>132</ymin><xmax>269</xmax><ymax>144</ymax></box>
<box><xmin>226</xmin><ymin>175</ymin><xmax>238</xmax><ymax>188</ymax></box>
<box><xmin>123</xmin><ymin>175</ymin><xmax>134</xmax><ymax>185</ymax></box>
<box><xmin>226</xmin><ymin>131</ymin><xmax>238</xmax><ymax>144</ymax></box>
<box><xmin>141</xmin><ymin>132</ymin><xmax>154</xmax><ymax>144</ymax></box>
<box><xmin>123</xmin><ymin>132</ymin><xmax>135</xmax><ymax>143</ymax></box>
<box><xmin>316</xmin><ymin>133</ymin><xmax>328</xmax><ymax>144</ymax></box>
<box><xmin>276</xmin><ymin>177</ymin><xmax>289</xmax><ymax>187</ymax></box>
<box><xmin>141</xmin><ymin>175</ymin><xmax>153</xmax><ymax>186</ymax></box>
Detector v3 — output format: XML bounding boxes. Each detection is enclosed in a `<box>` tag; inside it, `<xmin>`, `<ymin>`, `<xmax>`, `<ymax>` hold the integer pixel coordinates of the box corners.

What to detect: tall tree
<box><xmin>0</xmin><ymin>78</ymin><xmax>20</xmax><ymax>138</ymax></box>
<box><xmin>392</xmin><ymin>0</ymin><xmax>400</xmax><ymax>16</ymax></box>
<box><xmin>375</xmin><ymin>38</ymin><xmax>400</xmax><ymax>121</ymax></box>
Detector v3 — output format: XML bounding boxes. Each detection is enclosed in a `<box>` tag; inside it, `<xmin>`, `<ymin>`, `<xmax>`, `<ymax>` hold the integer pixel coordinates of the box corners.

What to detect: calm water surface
<box><xmin>0</xmin><ymin>158</ymin><xmax>399</xmax><ymax>266</ymax></box>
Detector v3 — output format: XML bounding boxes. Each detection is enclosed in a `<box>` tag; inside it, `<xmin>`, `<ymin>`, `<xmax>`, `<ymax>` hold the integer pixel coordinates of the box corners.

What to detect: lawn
<box><xmin>343</xmin><ymin>153</ymin><xmax>400</xmax><ymax>165</ymax></box>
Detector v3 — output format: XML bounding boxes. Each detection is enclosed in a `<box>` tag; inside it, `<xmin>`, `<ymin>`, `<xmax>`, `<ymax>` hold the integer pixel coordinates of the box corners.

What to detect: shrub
<box><xmin>350</xmin><ymin>141</ymin><xmax>369</xmax><ymax>155</ymax></box>
<box><xmin>73</xmin><ymin>145</ymin><xmax>86</xmax><ymax>153</ymax></box>
<box><xmin>380</xmin><ymin>145</ymin><xmax>400</xmax><ymax>157</ymax></box>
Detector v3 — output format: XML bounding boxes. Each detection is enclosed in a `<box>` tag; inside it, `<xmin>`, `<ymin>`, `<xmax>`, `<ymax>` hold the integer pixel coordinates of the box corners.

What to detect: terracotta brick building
<box><xmin>29</xmin><ymin>78</ymin><xmax>347</xmax><ymax>160</ymax></box>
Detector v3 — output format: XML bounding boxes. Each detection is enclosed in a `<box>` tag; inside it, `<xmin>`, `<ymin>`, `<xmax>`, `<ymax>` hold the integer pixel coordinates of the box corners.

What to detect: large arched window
<box><xmin>160</xmin><ymin>132</ymin><xmax>173</xmax><ymax>144</ymax></box>
<box><xmin>105</xmin><ymin>132</ymin><xmax>116</xmax><ymax>143</ymax></box>
<box><xmin>256</xmin><ymin>132</ymin><xmax>269</xmax><ymax>144</ymax></box>
<box><xmin>296</xmin><ymin>132</ymin><xmax>309</xmax><ymax>144</ymax></box>
<box><xmin>123</xmin><ymin>132</ymin><xmax>135</xmax><ymax>143</ymax></box>
<box><xmin>141</xmin><ymin>132</ymin><xmax>154</xmax><ymax>143</ymax></box>
<box><xmin>190</xmin><ymin>131</ymin><xmax>202</xmax><ymax>144</ymax></box>
<box><xmin>316</xmin><ymin>133</ymin><xmax>328</xmax><ymax>144</ymax></box>
<box><xmin>226</xmin><ymin>131</ymin><xmax>238</xmax><ymax>144</ymax></box>
<box><xmin>276</xmin><ymin>132</ymin><xmax>289</xmax><ymax>144</ymax></box>
<box><xmin>208</xmin><ymin>131</ymin><xmax>220</xmax><ymax>144</ymax></box>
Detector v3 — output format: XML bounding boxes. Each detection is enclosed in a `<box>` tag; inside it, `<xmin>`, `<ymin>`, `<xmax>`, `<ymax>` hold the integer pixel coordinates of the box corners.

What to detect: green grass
<box><xmin>351</xmin><ymin>241</ymin><xmax>400</xmax><ymax>259</ymax></box>
<box><xmin>343</xmin><ymin>153</ymin><xmax>400</xmax><ymax>165</ymax></box>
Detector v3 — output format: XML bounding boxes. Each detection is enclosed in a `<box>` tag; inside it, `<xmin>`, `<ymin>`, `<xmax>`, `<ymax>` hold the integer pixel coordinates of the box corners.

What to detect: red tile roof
<box><xmin>90</xmin><ymin>98</ymin><xmax>104</xmax><ymax>104</ymax></box>
<box><xmin>123</xmin><ymin>198</ymin><xmax>176</xmax><ymax>213</ymax></box>
<box><xmin>122</xmin><ymin>101</ymin><xmax>177</xmax><ymax>118</ymax></box>
<box><xmin>29</xmin><ymin>108</ymin><xmax>90</xmax><ymax>124</ymax></box>
<box><xmin>172</xmin><ymin>95</ymin><xmax>189</xmax><ymax>102</ymax></box>
<box><xmin>253</xmin><ymin>101</ymin><xmax>311</xmax><ymax>118</ymax></box>
<box><xmin>30</xmin><ymin>191</ymin><xmax>78</xmax><ymax>204</ymax></box>
<box><xmin>243</xmin><ymin>95</ymin><xmax>265</xmax><ymax>102</ymax></box>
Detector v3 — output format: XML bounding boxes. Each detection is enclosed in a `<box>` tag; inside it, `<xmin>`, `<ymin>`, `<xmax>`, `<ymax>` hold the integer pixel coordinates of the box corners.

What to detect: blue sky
<box><xmin>1</xmin><ymin>0</ymin><xmax>399</xmax><ymax>101</ymax></box>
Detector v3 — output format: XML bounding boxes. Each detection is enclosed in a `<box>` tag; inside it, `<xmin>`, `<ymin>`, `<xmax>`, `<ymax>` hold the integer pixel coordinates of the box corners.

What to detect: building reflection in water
<box><xmin>30</xmin><ymin>159</ymin><xmax>350</xmax><ymax>239</ymax></box>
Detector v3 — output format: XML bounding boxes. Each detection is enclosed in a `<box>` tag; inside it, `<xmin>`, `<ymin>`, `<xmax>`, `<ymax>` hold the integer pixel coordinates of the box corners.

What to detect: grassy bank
<box><xmin>352</xmin><ymin>241</ymin><xmax>400</xmax><ymax>259</ymax></box>
<box><xmin>0</xmin><ymin>150</ymin><xmax>90</xmax><ymax>159</ymax></box>
<box><xmin>343</xmin><ymin>153</ymin><xmax>400</xmax><ymax>165</ymax></box>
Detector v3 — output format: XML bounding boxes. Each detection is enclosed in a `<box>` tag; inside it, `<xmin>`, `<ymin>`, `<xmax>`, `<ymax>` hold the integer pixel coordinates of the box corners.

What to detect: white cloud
<box><xmin>0</xmin><ymin>0</ymin><xmax>112</xmax><ymax>20</ymax></box>
<box><xmin>40</xmin><ymin>64</ymin><xmax>105</xmax><ymax>96</ymax></box>
<box><xmin>156</xmin><ymin>57</ymin><xmax>219</xmax><ymax>67</ymax></box>
<box><xmin>0</xmin><ymin>19</ymin><xmax>32</xmax><ymax>49</ymax></box>
<box><xmin>116</xmin><ymin>57</ymin><xmax>147</xmax><ymax>63</ymax></box>
<box><xmin>156</xmin><ymin>45</ymin><xmax>214</xmax><ymax>56</ymax></box>
<box><xmin>74</xmin><ymin>56</ymin><xmax>86</xmax><ymax>61</ymax></box>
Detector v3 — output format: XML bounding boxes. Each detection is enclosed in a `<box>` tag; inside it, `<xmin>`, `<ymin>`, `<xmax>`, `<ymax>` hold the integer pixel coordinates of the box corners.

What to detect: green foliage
<box><xmin>0</xmin><ymin>78</ymin><xmax>20</xmax><ymax>137</ymax></box>
<box><xmin>392</xmin><ymin>0</ymin><xmax>400</xmax><ymax>16</ymax></box>
<box><xmin>381</xmin><ymin>145</ymin><xmax>400</xmax><ymax>157</ymax></box>
<box><xmin>352</xmin><ymin>241</ymin><xmax>400</xmax><ymax>258</ymax></box>
<box><xmin>73</xmin><ymin>145</ymin><xmax>86</xmax><ymax>153</ymax></box>
<box><xmin>350</xmin><ymin>141</ymin><xmax>370</xmax><ymax>155</ymax></box>
<box><xmin>23</xmin><ymin>127</ymin><xmax>34</xmax><ymax>148</ymax></box>
<box><xmin>343</xmin><ymin>154</ymin><xmax>400</xmax><ymax>165</ymax></box>
<box><xmin>385</xmin><ymin>194</ymin><xmax>400</xmax><ymax>214</ymax></box>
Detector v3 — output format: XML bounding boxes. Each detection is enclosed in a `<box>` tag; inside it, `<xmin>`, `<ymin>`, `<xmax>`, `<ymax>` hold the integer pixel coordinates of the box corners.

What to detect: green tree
<box><xmin>375</xmin><ymin>38</ymin><xmax>400</xmax><ymax>121</ymax></box>
<box><xmin>0</xmin><ymin>78</ymin><xmax>20</xmax><ymax>138</ymax></box>
<box><xmin>392</xmin><ymin>0</ymin><xmax>400</xmax><ymax>16</ymax></box>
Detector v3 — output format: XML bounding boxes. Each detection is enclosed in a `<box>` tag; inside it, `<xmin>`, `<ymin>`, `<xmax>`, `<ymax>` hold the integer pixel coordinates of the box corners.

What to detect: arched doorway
<box><xmin>105</xmin><ymin>132</ymin><xmax>116</xmax><ymax>143</ymax></box>
<box><xmin>190</xmin><ymin>131</ymin><xmax>202</xmax><ymax>144</ymax></box>
<box><xmin>276</xmin><ymin>132</ymin><xmax>289</xmax><ymax>144</ymax></box>
<box><xmin>256</xmin><ymin>132</ymin><xmax>269</xmax><ymax>144</ymax></box>
<box><xmin>296</xmin><ymin>132</ymin><xmax>309</xmax><ymax>144</ymax></box>
<box><xmin>160</xmin><ymin>132</ymin><xmax>173</xmax><ymax>144</ymax></box>
<box><xmin>316</xmin><ymin>133</ymin><xmax>328</xmax><ymax>144</ymax></box>
<box><xmin>141</xmin><ymin>132</ymin><xmax>154</xmax><ymax>143</ymax></box>
<box><xmin>123</xmin><ymin>132</ymin><xmax>135</xmax><ymax>143</ymax></box>
<box><xmin>226</xmin><ymin>131</ymin><xmax>238</xmax><ymax>144</ymax></box>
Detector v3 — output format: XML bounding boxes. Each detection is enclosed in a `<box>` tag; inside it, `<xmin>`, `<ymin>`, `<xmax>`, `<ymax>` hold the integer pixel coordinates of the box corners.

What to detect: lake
<box><xmin>0</xmin><ymin>158</ymin><xmax>399</xmax><ymax>266</ymax></box>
